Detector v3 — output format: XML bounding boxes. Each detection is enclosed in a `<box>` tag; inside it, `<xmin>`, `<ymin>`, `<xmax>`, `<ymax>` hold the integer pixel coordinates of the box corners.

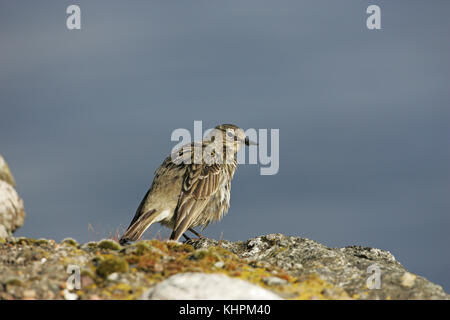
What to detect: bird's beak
<box><xmin>244</xmin><ymin>137</ymin><xmax>258</xmax><ymax>146</ymax></box>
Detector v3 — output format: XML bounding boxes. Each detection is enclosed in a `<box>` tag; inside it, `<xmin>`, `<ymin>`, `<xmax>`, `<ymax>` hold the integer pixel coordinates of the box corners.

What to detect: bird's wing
<box><xmin>123</xmin><ymin>153</ymin><xmax>184</xmax><ymax>230</ymax></box>
<box><xmin>171</xmin><ymin>163</ymin><xmax>222</xmax><ymax>240</ymax></box>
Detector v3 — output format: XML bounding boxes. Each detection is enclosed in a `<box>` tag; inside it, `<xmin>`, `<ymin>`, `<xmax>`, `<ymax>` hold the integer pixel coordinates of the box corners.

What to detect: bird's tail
<box><xmin>119</xmin><ymin>209</ymin><xmax>158</xmax><ymax>245</ymax></box>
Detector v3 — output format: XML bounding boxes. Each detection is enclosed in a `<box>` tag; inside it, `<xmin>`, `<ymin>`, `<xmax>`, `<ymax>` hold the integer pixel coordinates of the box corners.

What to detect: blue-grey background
<box><xmin>1</xmin><ymin>1</ymin><xmax>449</xmax><ymax>291</ymax></box>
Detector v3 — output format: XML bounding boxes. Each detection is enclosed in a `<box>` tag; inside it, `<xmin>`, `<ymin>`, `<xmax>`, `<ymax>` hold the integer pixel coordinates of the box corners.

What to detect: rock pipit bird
<box><xmin>119</xmin><ymin>124</ymin><xmax>257</xmax><ymax>244</ymax></box>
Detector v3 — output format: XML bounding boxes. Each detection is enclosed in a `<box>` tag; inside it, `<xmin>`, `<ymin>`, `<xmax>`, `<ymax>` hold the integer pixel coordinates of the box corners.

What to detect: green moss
<box><xmin>188</xmin><ymin>249</ymin><xmax>209</xmax><ymax>260</ymax></box>
<box><xmin>100</xmin><ymin>282</ymin><xmax>145</xmax><ymax>300</ymax></box>
<box><xmin>166</xmin><ymin>241</ymin><xmax>194</xmax><ymax>253</ymax></box>
<box><xmin>81</xmin><ymin>268</ymin><xmax>96</xmax><ymax>278</ymax></box>
<box><xmin>147</xmin><ymin>240</ymin><xmax>169</xmax><ymax>252</ymax></box>
<box><xmin>15</xmin><ymin>237</ymin><xmax>31</xmax><ymax>245</ymax></box>
<box><xmin>91</xmin><ymin>255</ymin><xmax>105</xmax><ymax>267</ymax></box>
<box><xmin>81</xmin><ymin>242</ymin><xmax>98</xmax><ymax>250</ymax></box>
<box><xmin>98</xmin><ymin>239</ymin><xmax>122</xmax><ymax>251</ymax></box>
<box><xmin>188</xmin><ymin>247</ymin><xmax>236</xmax><ymax>262</ymax></box>
<box><xmin>5</xmin><ymin>277</ymin><xmax>23</xmax><ymax>287</ymax></box>
<box><xmin>34</xmin><ymin>238</ymin><xmax>50</xmax><ymax>246</ymax></box>
<box><xmin>135</xmin><ymin>242</ymin><xmax>153</xmax><ymax>255</ymax></box>
<box><xmin>62</xmin><ymin>238</ymin><xmax>79</xmax><ymax>247</ymax></box>
<box><xmin>96</xmin><ymin>255</ymin><xmax>129</xmax><ymax>278</ymax></box>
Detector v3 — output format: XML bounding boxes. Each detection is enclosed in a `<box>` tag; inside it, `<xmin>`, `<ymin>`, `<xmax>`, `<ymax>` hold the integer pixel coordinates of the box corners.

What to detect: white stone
<box><xmin>262</xmin><ymin>276</ymin><xmax>288</xmax><ymax>286</ymax></box>
<box><xmin>0</xmin><ymin>180</ymin><xmax>25</xmax><ymax>235</ymax></box>
<box><xmin>401</xmin><ymin>272</ymin><xmax>416</xmax><ymax>287</ymax></box>
<box><xmin>107</xmin><ymin>272</ymin><xmax>119</xmax><ymax>281</ymax></box>
<box><xmin>141</xmin><ymin>273</ymin><xmax>282</xmax><ymax>300</ymax></box>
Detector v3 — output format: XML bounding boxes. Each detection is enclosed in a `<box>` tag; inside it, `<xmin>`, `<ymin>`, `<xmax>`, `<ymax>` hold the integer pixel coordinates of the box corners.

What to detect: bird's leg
<box><xmin>188</xmin><ymin>228</ymin><xmax>205</xmax><ymax>239</ymax></box>
<box><xmin>183</xmin><ymin>233</ymin><xmax>191</xmax><ymax>241</ymax></box>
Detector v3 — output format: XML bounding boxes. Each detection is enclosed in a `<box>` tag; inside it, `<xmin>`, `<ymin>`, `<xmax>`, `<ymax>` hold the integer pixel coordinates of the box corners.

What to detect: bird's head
<box><xmin>206</xmin><ymin>124</ymin><xmax>258</xmax><ymax>154</ymax></box>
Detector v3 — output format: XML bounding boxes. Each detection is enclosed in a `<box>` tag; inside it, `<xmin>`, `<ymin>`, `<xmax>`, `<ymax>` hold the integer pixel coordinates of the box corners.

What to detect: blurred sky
<box><xmin>1</xmin><ymin>1</ymin><xmax>449</xmax><ymax>291</ymax></box>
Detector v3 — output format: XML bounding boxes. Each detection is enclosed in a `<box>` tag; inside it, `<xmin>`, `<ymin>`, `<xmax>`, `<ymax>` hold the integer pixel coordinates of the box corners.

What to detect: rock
<box><xmin>0</xmin><ymin>181</ymin><xmax>26</xmax><ymax>238</ymax></box>
<box><xmin>0</xmin><ymin>235</ymin><xmax>448</xmax><ymax>300</ymax></box>
<box><xmin>188</xmin><ymin>234</ymin><xmax>449</xmax><ymax>300</ymax></box>
<box><xmin>23</xmin><ymin>289</ymin><xmax>36</xmax><ymax>299</ymax></box>
<box><xmin>401</xmin><ymin>272</ymin><xmax>417</xmax><ymax>288</ymax></box>
<box><xmin>141</xmin><ymin>273</ymin><xmax>283</xmax><ymax>300</ymax></box>
<box><xmin>107</xmin><ymin>272</ymin><xmax>120</xmax><ymax>281</ymax></box>
<box><xmin>262</xmin><ymin>276</ymin><xmax>288</xmax><ymax>286</ymax></box>
<box><xmin>0</xmin><ymin>155</ymin><xmax>25</xmax><ymax>238</ymax></box>
<box><xmin>0</xmin><ymin>154</ymin><xmax>15</xmax><ymax>187</ymax></box>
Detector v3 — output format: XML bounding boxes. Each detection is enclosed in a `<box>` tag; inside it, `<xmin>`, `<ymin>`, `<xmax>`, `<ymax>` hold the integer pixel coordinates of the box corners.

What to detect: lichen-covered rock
<box><xmin>188</xmin><ymin>234</ymin><xmax>449</xmax><ymax>300</ymax></box>
<box><xmin>141</xmin><ymin>273</ymin><xmax>282</xmax><ymax>300</ymax></box>
<box><xmin>0</xmin><ymin>235</ymin><xmax>448</xmax><ymax>300</ymax></box>
<box><xmin>0</xmin><ymin>154</ymin><xmax>25</xmax><ymax>238</ymax></box>
<box><xmin>0</xmin><ymin>237</ymin><xmax>350</xmax><ymax>300</ymax></box>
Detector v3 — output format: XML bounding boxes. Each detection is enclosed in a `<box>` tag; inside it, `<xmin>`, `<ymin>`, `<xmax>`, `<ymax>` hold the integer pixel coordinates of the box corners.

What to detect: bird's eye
<box><xmin>226</xmin><ymin>131</ymin><xmax>233</xmax><ymax>138</ymax></box>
